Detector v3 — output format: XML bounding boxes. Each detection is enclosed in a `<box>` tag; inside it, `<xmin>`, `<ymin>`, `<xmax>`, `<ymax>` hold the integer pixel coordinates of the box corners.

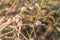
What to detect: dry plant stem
<box><xmin>10</xmin><ymin>0</ymin><xmax>18</xmax><ymax>8</ymax></box>
<box><xmin>26</xmin><ymin>31</ymin><xmax>30</xmax><ymax>38</ymax></box>
<box><xmin>28</xmin><ymin>0</ymin><xmax>37</xmax><ymax>7</ymax></box>
<box><xmin>0</xmin><ymin>17</ymin><xmax>5</xmax><ymax>23</ymax></box>
<box><xmin>15</xmin><ymin>28</ymin><xmax>28</xmax><ymax>40</ymax></box>
<box><xmin>35</xmin><ymin>8</ymin><xmax>41</xmax><ymax>21</ymax></box>
<box><xmin>12</xmin><ymin>34</ymin><xmax>15</xmax><ymax>39</ymax></box>
<box><xmin>4</xmin><ymin>30</ymin><xmax>14</xmax><ymax>37</ymax></box>
<box><xmin>4</xmin><ymin>36</ymin><xmax>13</xmax><ymax>39</ymax></box>
<box><xmin>0</xmin><ymin>19</ymin><xmax>11</xmax><ymax>31</ymax></box>
<box><xmin>19</xmin><ymin>12</ymin><xmax>24</xmax><ymax>18</ymax></box>
<box><xmin>22</xmin><ymin>24</ymin><xmax>36</xmax><ymax>38</ymax></box>
<box><xmin>35</xmin><ymin>0</ymin><xmax>45</xmax><ymax>21</ymax></box>
<box><xmin>43</xmin><ymin>23</ymin><xmax>53</xmax><ymax>37</ymax></box>
<box><xmin>26</xmin><ymin>30</ymin><xmax>33</xmax><ymax>39</ymax></box>
<box><xmin>20</xmin><ymin>32</ymin><xmax>28</xmax><ymax>40</ymax></box>
<box><xmin>8</xmin><ymin>25</ymin><xmax>17</xmax><ymax>28</ymax></box>
<box><xmin>17</xmin><ymin>33</ymin><xmax>20</xmax><ymax>39</ymax></box>
<box><xmin>10</xmin><ymin>0</ymin><xmax>19</xmax><ymax>12</ymax></box>
<box><xmin>44</xmin><ymin>26</ymin><xmax>53</xmax><ymax>36</ymax></box>
<box><xmin>36</xmin><ymin>26</ymin><xmax>41</xmax><ymax>33</ymax></box>
<box><xmin>32</xmin><ymin>26</ymin><xmax>36</xmax><ymax>38</ymax></box>
<box><xmin>17</xmin><ymin>24</ymin><xmax>22</xmax><ymax>39</ymax></box>
<box><xmin>6</xmin><ymin>0</ymin><xmax>19</xmax><ymax>15</ymax></box>
<box><xmin>12</xmin><ymin>33</ymin><xmax>18</xmax><ymax>40</ymax></box>
<box><xmin>0</xmin><ymin>17</ymin><xmax>16</xmax><ymax>32</ymax></box>
<box><xmin>29</xmin><ymin>28</ymin><xmax>34</xmax><ymax>39</ymax></box>
<box><xmin>0</xmin><ymin>29</ymin><xmax>14</xmax><ymax>38</ymax></box>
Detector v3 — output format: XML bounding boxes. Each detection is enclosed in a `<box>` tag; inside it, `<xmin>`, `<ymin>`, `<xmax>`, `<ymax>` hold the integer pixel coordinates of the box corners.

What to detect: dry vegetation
<box><xmin>0</xmin><ymin>0</ymin><xmax>60</xmax><ymax>40</ymax></box>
